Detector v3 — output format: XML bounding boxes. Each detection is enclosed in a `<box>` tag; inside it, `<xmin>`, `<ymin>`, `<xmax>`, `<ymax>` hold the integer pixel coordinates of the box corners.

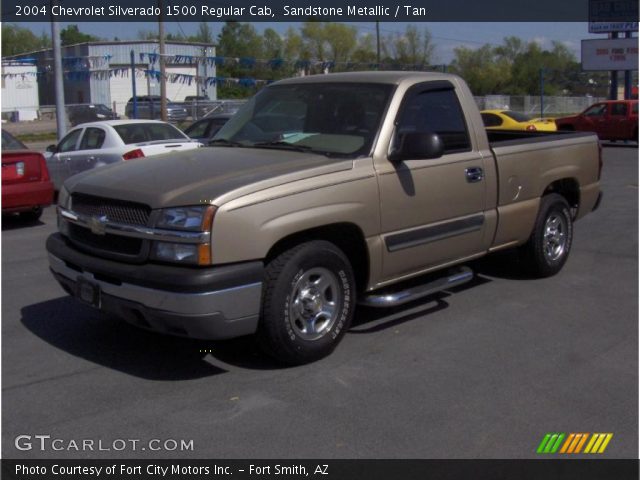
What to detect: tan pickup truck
<box><xmin>47</xmin><ymin>72</ymin><xmax>602</xmax><ymax>364</ymax></box>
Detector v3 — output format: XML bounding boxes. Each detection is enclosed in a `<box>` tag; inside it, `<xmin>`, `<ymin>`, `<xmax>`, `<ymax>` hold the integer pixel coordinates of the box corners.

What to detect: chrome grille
<box><xmin>71</xmin><ymin>193</ymin><xmax>151</xmax><ymax>226</ymax></box>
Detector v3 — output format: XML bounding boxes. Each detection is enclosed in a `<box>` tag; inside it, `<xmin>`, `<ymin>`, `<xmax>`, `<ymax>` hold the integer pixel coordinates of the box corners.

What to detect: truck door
<box><xmin>376</xmin><ymin>83</ymin><xmax>488</xmax><ymax>281</ymax></box>
<box><xmin>578</xmin><ymin>103</ymin><xmax>608</xmax><ymax>138</ymax></box>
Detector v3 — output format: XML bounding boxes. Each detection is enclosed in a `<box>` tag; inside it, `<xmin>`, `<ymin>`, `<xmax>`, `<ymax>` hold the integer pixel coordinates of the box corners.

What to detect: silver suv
<box><xmin>125</xmin><ymin>96</ymin><xmax>188</xmax><ymax>122</ymax></box>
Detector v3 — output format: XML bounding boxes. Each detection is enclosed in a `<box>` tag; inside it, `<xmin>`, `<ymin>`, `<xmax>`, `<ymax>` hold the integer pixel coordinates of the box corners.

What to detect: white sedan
<box><xmin>46</xmin><ymin>120</ymin><xmax>202</xmax><ymax>190</ymax></box>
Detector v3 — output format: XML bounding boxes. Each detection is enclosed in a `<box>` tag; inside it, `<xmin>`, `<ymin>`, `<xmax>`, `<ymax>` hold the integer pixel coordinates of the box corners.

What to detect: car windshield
<box><xmin>2</xmin><ymin>130</ymin><xmax>28</xmax><ymax>150</ymax></box>
<box><xmin>212</xmin><ymin>82</ymin><xmax>394</xmax><ymax>156</ymax></box>
<box><xmin>113</xmin><ymin>123</ymin><xmax>188</xmax><ymax>144</ymax></box>
<box><xmin>502</xmin><ymin>111</ymin><xmax>532</xmax><ymax>123</ymax></box>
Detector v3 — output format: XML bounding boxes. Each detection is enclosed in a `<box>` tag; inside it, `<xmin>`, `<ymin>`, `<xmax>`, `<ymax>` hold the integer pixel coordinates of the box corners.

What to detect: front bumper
<box><xmin>46</xmin><ymin>233</ymin><xmax>263</xmax><ymax>340</ymax></box>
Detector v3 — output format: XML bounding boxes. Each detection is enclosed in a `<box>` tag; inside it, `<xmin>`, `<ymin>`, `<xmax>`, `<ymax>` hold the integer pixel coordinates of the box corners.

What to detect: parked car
<box><xmin>203</xmin><ymin>100</ymin><xmax>247</xmax><ymax>117</ymax></box>
<box><xmin>125</xmin><ymin>96</ymin><xmax>188</xmax><ymax>122</ymax></box>
<box><xmin>68</xmin><ymin>104</ymin><xmax>119</xmax><ymax>126</ymax></box>
<box><xmin>481</xmin><ymin>110</ymin><xmax>557</xmax><ymax>132</ymax></box>
<box><xmin>183</xmin><ymin>114</ymin><xmax>233</xmax><ymax>142</ymax></box>
<box><xmin>2</xmin><ymin>130</ymin><xmax>53</xmax><ymax>221</ymax></box>
<box><xmin>47</xmin><ymin>72</ymin><xmax>602</xmax><ymax>365</ymax></box>
<box><xmin>45</xmin><ymin>120</ymin><xmax>202</xmax><ymax>190</ymax></box>
<box><xmin>555</xmin><ymin>100</ymin><xmax>638</xmax><ymax>141</ymax></box>
<box><xmin>184</xmin><ymin>95</ymin><xmax>212</xmax><ymax>119</ymax></box>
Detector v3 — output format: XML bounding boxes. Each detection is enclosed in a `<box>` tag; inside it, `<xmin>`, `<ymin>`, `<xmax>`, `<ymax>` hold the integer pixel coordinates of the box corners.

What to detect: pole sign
<box><xmin>588</xmin><ymin>0</ymin><xmax>639</xmax><ymax>32</ymax></box>
<box><xmin>581</xmin><ymin>38</ymin><xmax>639</xmax><ymax>70</ymax></box>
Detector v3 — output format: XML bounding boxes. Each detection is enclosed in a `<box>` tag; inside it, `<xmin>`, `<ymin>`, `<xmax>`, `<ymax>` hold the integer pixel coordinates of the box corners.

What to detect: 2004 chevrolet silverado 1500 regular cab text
<box><xmin>47</xmin><ymin>72</ymin><xmax>603</xmax><ymax>364</ymax></box>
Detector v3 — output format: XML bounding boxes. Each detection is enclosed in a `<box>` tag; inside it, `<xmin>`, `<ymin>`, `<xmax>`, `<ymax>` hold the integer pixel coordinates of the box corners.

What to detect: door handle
<box><xmin>87</xmin><ymin>157</ymin><xmax>96</xmax><ymax>162</ymax></box>
<box><xmin>465</xmin><ymin>167</ymin><xmax>484</xmax><ymax>183</ymax></box>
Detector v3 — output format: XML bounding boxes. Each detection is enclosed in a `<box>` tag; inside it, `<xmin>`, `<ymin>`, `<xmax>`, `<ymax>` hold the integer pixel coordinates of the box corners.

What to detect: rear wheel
<box><xmin>258</xmin><ymin>241</ymin><xmax>356</xmax><ymax>365</ymax></box>
<box><xmin>519</xmin><ymin>194</ymin><xmax>573</xmax><ymax>277</ymax></box>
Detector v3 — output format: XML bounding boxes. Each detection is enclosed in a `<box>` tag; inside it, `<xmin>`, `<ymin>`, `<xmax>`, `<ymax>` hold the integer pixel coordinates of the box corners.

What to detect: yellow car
<box><xmin>481</xmin><ymin>110</ymin><xmax>557</xmax><ymax>132</ymax></box>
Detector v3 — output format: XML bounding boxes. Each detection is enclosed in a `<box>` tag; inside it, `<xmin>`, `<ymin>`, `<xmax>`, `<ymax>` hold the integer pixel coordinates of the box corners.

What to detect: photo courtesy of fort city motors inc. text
<box><xmin>0</xmin><ymin>0</ymin><xmax>638</xmax><ymax>478</ymax></box>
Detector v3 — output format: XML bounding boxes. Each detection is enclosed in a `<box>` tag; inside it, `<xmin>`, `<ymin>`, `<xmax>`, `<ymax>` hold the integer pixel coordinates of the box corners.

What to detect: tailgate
<box><xmin>2</xmin><ymin>151</ymin><xmax>45</xmax><ymax>185</ymax></box>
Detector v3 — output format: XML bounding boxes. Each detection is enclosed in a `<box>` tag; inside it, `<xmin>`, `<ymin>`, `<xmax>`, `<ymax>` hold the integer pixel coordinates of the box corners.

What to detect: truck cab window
<box><xmin>396</xmin><ymin>89</ymin><xmax>471</xmax><ymax>153</ymax></box>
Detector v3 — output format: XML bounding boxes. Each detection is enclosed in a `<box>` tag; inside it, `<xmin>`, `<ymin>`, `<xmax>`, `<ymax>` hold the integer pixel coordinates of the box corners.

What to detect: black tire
<box><xmin>258</xmin><ymin>240</ymin><xmax>356</xmax><ymax>365</ymax></box>
<box><xmin>519</xmin><ymin>193</ymin><xmax>573</xmax><ymax>278</ymax></box>
<box><xmin>19</xmin><ymin>207</ymin><xmax>43</xmax><ymax>222</ymax></box>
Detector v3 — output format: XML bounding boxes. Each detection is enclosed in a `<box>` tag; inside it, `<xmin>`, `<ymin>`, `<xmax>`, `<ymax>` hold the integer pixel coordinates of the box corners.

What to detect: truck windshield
<box><xmin>212</xmin><ymin>82</ymin><xmax>393</xmax><ymax>156</ymax></box>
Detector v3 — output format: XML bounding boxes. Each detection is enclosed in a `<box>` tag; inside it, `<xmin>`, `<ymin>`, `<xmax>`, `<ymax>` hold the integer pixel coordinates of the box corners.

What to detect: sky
<box><xmin>16</xmin><ymin>21</ymin><xmax>606</xmax><ymax>63</ymax></box>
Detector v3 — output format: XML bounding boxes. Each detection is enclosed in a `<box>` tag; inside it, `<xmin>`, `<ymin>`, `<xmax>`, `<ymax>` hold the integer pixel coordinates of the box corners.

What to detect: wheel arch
<box><xmin>542</xmin><ymin>178</ymin><xmax>580</xmax><ymax>218</ymax></box>
<box><xmin>265</xmin><ymin>222</ymin><xmax>370</xmax><ymax>293</ymax></box>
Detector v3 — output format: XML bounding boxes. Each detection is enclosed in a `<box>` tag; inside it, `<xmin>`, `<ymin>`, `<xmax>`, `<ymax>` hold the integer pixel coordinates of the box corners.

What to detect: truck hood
<box><xmin>65</xmin><ymin>146</ymin><xmax>352</xmax><ymax>209</ymax></box>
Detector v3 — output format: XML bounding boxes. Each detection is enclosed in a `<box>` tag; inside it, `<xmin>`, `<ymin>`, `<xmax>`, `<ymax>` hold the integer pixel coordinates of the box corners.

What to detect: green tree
<box><xmin>1</xmin><ymin>24</ymin><xmax>50</xmax><ymax>56</ymax></box>
<box><xmin>191</xmin><ymin>23</ymin><xmax>213</xmax><ymax>44</ymax></box>
<box><xmin>60</xmin><ymin>25</ymin><xmax>99</xmax><ymax>46</ymax></box>
<box><xmin>351</xmin><ymin>33</ymin><xmax>377</xmax><ymax>64</ymax></box>
<box><xmin>301</xmin><ymin>21</ymin><xmax>327</xmax><ymax>62</ymax></box>
<box><xmin>324</xmin><ymin>23</ymin><xmax>357</xmax><ymax>64</ymax></box>
<box><xmin>283</xmin><ymin>27</ymin><xmax>306</xmax><ymax>61</ymax></box>
<box><xmin>262</xmin><ymin>28</ymin><xmax>284</xmax><ymax>59</ymax></box>
<box><xmin>449</xmin><ymin>44</ymin><xmax>511</xmax><ymax>95</ymax></box>
<box><xmin>383</xmin><ymin>25</ymin><xmax>435</xmax><ymax>66</ymax></box>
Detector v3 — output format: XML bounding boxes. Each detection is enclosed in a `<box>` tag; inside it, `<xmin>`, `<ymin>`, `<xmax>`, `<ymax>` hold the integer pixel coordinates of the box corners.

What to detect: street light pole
<box><xmin>375</xmin><ymin>21</ymin><xmax>381</xmax><ymax>67</ymax></box>
<box><xmin>50</xmin><ymin>2</ymin><xmax>67</xmax><ymax>139</ymax></box>
<box><xmin>158</xmin><ymin>0</ymin><xmax>167</xmax><ymax>121</ymax></box>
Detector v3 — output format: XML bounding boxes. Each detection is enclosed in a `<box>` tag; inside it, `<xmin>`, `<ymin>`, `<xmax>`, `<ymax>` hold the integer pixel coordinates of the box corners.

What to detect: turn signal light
<box><xmin>525</xmin><ymin>124</ymin><xmax>537</xmax><ymax>131</ymax></box>
<box><xmin>122</xmin><ymin>149</ymin><xmax>145</xmax><ymax>160</ymax></box>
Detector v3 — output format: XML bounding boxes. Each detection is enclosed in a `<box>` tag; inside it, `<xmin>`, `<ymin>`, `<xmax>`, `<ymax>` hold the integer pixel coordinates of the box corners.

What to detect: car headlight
<box><xmin>152</xmin><ymin>205</ymin><xmax>215</xmax><ymax>265</ymax></box>
<box><xmin>151</xmin><ymin>242</ymin><xmax>211</xmax><ymax>265</ymax></box>
<box><xmin>58</xmin><ymin>187</ymin><xmax>71</xmax><ymax>210</ymax></box>
<box><xmin>155</xmin><ymin>205</ymin><xmax>215</xmax><ymax>231</ymax></box>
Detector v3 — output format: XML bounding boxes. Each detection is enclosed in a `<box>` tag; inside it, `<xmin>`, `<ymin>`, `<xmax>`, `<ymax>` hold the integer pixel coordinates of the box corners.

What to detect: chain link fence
<box><xmin>473</xmin><ymin>95</ymin><xmax>607</xmax><ymax>117</ymax></box>
<box><xmin>3</xmin><ymin>96</ymin><xmax>605</xmax><ymax>127</ymax></box>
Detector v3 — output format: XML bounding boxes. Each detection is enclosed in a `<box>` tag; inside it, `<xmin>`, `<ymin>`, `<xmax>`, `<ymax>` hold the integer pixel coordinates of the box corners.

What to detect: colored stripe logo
<box><xmin>537</xmin><ymin>433</ymin><xmax>613</xmax><ymax>454</ymax></box>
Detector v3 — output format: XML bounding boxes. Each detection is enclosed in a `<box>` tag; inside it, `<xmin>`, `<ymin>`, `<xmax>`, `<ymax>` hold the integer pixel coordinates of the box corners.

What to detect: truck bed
<box><xmin>486</xmin><ymin>129</ymin><xmax>596</xmax><ymax>146</ymax></box>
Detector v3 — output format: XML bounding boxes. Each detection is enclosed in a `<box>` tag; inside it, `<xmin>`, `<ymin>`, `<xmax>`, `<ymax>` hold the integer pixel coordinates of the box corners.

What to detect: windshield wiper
<box><xmin>252</xmin><ymin>141</ymin><xmax>312</xmax><ymax>151</ymax></box>
<box><xmin>251</xmin><ymin>141</ymin><xmax>335</xmax><ymax>155</ymax></box>
<box><xmin>208</xmin><ymin>138</ymin><xmax>245</xmax><ymax>147</ymax></box>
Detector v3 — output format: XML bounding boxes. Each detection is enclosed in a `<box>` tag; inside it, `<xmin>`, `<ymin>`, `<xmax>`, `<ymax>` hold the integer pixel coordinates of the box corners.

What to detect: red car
<box><xmin>2</xmin><ymin>130</ymin><xmax>54</xmax><ymax>221</ymax></box>
<box><xmin>555</xmin><ymin>100</ymin><xmax>638</xmax><ymax>142</ymax></box>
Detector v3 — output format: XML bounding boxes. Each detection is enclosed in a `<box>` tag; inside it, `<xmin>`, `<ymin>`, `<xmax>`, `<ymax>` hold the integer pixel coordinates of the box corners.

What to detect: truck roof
<box><xmin>274</xmin><ymin>71</ymin><xmax>458</xmax><ymax>86</ymax></box>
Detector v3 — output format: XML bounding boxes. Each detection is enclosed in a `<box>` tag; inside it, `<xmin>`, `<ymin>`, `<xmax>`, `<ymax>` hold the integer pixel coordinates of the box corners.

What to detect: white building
<box><xmin>1</xmin><ymin>63</ymin><xmax>40</xmax><ymax>121</ymax></box>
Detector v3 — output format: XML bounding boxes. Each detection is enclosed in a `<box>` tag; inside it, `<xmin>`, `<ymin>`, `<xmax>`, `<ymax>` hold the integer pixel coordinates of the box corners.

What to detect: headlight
<box><xmin>151</xmin><ymin>242</ymin><xmax>211</xmax><ymax>265</ymax></box>
<box><xmin>152</xmin><ymin>205</ymin><xmax>215</xmax><ymax>265</ymax></box>
<box><xmin>58</xmin><ymin>187</ymin><xmax>71</xmax><ymax>210</ymax></box>
<box><xmin>155</xmin><ymin>206</ymin><xmax>215</xmax><ymax>231</ymax></box>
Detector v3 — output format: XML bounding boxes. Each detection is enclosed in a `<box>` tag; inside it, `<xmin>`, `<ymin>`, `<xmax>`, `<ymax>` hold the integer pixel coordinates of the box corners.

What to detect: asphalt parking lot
<box><xmin>2</xmin><ymin>145</ymin><xmax>637</xmax><ymax>459</ymax></box>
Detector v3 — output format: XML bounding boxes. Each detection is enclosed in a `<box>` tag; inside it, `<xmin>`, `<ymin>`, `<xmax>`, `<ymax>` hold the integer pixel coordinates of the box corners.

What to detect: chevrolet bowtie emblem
<box><xmin>89</xmin><ymin>215</ymin><xmax>108</xmax><ymax>235</ymax></box>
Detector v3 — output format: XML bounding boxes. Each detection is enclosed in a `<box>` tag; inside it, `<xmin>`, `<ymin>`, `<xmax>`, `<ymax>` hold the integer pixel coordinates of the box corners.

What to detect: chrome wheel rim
<box><xmin>289</xmin><ymin>267</ymin><xmax>340</xmax><ymax>341</ymax></box>
<box><xmin>543</xmin><ymin>213</ymin><xmax>567</xmax><ymax>262</ymax></box>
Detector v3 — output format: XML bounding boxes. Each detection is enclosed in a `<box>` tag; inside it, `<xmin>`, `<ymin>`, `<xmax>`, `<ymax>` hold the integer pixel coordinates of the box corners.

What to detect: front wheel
<box><xmin>258</xmin><ymin>241</ymin><xmax>356</xmax><ymax>365</ymax></box>
<box><xmin>519</xmin><ymin>193</ymin><xmax>573</xmax><ymax>277</ymax></box>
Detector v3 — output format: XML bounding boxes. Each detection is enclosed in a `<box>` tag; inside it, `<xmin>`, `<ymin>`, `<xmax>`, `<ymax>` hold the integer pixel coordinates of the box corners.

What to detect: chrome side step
<box><xmin>359</xmin><ymin>266</ymin><xmax>473</xmax><ymax>308</ymax></box>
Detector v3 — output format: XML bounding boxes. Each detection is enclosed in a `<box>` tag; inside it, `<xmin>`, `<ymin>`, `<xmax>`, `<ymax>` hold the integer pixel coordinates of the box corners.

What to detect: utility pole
<box><xmin>609</xmin><ymin>32</ymin><xmax>619</xmax><ymax>100</ymax></box>
<box><xmin>158</xmin><ymin>0</ymin><xmax>167</xmax><ymax>121</ymax></box>
<box><xmin>539</xmin><ymin>68</ymin><xmax>545</xmax><ymax>119</ymax></box>
<box><xmin>375</xmin><ymin>21</ymin><xmax>381</xmax><ymax>67</ymax></box>
<box><xmin>50</xmin><ymin>2</ymin><xmax>67</xmax><ymax>139</ymax></box>
<box><xmin>130</xmin><ymin>50</ymin><xmax>137</xmax><ymax>119</ymax></box>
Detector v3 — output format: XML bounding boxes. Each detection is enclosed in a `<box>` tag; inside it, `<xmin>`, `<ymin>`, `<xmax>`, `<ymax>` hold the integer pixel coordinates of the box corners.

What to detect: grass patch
<box><xmin>15</xmin><ymin>132</ymin><xmax>58</xmax><ymax>143</ymax></box>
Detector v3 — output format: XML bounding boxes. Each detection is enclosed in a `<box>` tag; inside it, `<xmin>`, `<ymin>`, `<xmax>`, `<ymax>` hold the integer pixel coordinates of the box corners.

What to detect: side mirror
<box><xmin>46</xmin><ymin>144</ymin><xmax>57</xmax><ymax>153</ymax></box>
<box><xmin>389</xmin><ymin>131</ymin><xmax>444</xmax><ymax>162</ymax></box>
